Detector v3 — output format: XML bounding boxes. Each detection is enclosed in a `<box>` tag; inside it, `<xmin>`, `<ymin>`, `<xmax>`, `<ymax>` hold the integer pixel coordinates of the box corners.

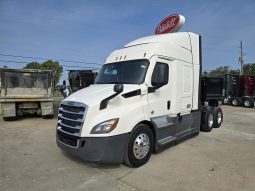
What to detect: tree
<box><xmin>243</xmin><ymin>63</ymin><xmax>255</xmax><ymax>76</ymax></box>
<box><xmin>23</xmin><ymin>62</ymin><xmax>41</xmax><ymax>69</ymax></box>
<box><xmin>40</xmin><ymin>60</ymin><xmax>63</xmax><ymax>84</ymax></box>
<box><xmin>229</xmin><ymin>69</ymin><xmax>240</xmax><ymax>75</ymax></box>
<box><xmin>23</xmin><ymin>60</ymin><xmax>63</xmax><ymax>84</ymax></box>
<box><xmin>209</xmin><ymin>66</ymin><xmax>230</xmax><ymax>77</ymax></box>
<box><xmin>202</xmin><ymin>71</ymin><xmax>210</xmax><ymax>77</ymax></box>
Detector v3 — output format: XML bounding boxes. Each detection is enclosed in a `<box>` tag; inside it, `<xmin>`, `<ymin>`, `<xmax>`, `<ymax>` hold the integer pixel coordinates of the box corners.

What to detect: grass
<box><xmin>53</xmin><ymin>96</ymin><xmax>63</xmax><ymax>108</ymax></box>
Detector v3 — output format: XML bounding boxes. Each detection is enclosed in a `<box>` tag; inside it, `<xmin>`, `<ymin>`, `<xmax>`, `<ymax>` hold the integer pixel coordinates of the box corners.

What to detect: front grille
<box><xmin>59</xmin><ymin>110</ymin><xmax>83</xmax><ymax>120</ymax></box>
<box><xmin>61</xmin><ymin>126</ymin><xmax>79</xmax><ymax>134</ymax></box>
<box><xmin>57</xmin><ymin>101</ymin><xmax>86</xmax><ymax>142</ymax></box>
<box><xmin>61</xmin><ymin>118</ymin><xmax>81</xmax><ymax>127</ymax></box>
<box><xmin>61</xmin><ymin>104</ymin><xmax>85</xmax><ymax>113</ymax></box>
<box><xmin>57</xmin><ymin>130</ymin><xmax>78</xmax><ymax>147</ymax></box>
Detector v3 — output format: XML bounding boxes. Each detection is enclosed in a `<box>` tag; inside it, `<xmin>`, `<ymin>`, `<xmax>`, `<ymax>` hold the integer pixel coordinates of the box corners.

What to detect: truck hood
<box><xmin>63</xmin><ymin>84</ymin><xmax>141</xmax><ymax>106</ymax></box>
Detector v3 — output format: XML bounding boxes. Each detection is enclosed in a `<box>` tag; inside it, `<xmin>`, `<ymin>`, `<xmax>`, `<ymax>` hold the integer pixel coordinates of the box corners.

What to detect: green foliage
<box><xmin>243</xmin><ymin>63</ymin><xmax>255</xmax><ymax>76</ymax></box>
<box><xmin>202</xmin><ymin>71</ymin><xmax>210</xmax><ymax>77</ymax></box>
<box><xmin>209</xmin><ymin>66</ymin><xmax>230</xmax><ymax>77</ymax></box>
<box><xmin>23</xmin><ymin>60</ymin><xmax>63</xmax><ymax>84</ymax></box>
<box><xmin>204</xmin><ymin>63</ymin><xmax>255</xmax><ymax>77</ymax></box>
<box><xmin>40</xmin><ymin>60</ymin><xmax>63</xmax><ymax>84</ymax></box>
<box><xmin>23</xmin><ymin>62</ymin><xmax>41</xmax><ymax>69</ymax></box>
<box><xmin>229</xmin><ymin>69</ymin><xmax>240</xmax><ymax>75</ymax></box>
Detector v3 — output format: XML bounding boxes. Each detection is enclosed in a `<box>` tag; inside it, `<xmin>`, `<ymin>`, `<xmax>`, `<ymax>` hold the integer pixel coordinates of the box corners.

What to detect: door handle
<box><xmin>167</xmin><ymin>101</ymin><xmax>171</xmax><ymax>110</ymax></box>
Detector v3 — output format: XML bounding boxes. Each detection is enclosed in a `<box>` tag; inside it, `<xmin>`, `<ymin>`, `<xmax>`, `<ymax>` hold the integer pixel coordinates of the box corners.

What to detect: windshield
<box><xmin>95</xmin><ymin>59</ymin><xmax>149</xmax><ymax>84</ymax></box>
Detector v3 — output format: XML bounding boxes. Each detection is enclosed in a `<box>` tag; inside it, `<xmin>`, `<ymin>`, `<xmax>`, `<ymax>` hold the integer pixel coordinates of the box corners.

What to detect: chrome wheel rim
<box><xmin>232</xmin><ymin>99</ymin><xmax>238</xmax><ymax>105</ymax></box>
<box><xmin>208</xmin><ymin>113</ymin><xmax>213</xmax><ymax>128</ymax></box>
<box><xmin>133</xmin><ymin>133</ymin><xmax>150</xmax><ymax>159</ymax></box>
<box><xmin>217</xmin><ymin>112</ymin><xmax>222</xmax><ymax>124</ymax></box>
<box><xmin>244</xmin><ymin>100</ymin><xmax>250</xmax><ymax>107</ymax></box>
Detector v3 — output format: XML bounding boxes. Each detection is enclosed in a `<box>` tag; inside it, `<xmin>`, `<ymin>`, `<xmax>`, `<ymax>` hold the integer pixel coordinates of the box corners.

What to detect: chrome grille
<box><xmin>57</xmin><ymin>101</ymin><xmax>86</xmax><ymax>137</ymax></box>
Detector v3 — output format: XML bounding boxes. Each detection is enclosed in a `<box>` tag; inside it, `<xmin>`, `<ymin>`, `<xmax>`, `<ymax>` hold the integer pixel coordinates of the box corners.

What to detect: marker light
<box><xmin>144</xmin><ymin>52</ymin><xmax>147</xmax><ymax>57</ymax></box>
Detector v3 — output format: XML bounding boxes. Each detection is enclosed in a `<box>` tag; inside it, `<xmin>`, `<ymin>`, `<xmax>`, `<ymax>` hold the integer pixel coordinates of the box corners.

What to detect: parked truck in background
<box><xmin>68</xmin><ymin>70</ymin><xmax>97</xmax><ymax>93</ymax></box>
<box><xmin>56</xmin><ymin>14</ymin><xmax>224</xmax><ymax>167</ymax></box>
<box><xmin>60</xmin><ymin>70</ymin><xmax>97</xmax><ymax>98</ymax></box>
<box><xmin>0</xmin><ymin>68</ymin><xmax>54</xmax><ymax>120</ymax></box>
<box><xmin>219</xmin><ymin>74</ymin><xmax>255</xmax><ymax>108</ymax></box>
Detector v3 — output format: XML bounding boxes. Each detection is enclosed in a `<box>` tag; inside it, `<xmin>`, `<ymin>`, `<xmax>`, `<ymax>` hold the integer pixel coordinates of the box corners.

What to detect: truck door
<box><xmin>147</xmin><ymin>59</ymin><xmax>177</xmax><ymax>146</ymax></box>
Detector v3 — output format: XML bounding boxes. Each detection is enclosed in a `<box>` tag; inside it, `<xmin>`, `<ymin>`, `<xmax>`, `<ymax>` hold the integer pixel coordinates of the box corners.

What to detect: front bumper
<box><xmin>56</xmin><ymin>130</ymin><xmax>129</xmax><ymax>164</ymax></box>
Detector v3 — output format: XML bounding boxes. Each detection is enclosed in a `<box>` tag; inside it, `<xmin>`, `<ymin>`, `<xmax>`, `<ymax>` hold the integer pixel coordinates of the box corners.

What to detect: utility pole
<box><xmin>239</xmin><ymin>41</ymin><xmax>244</xmax><ymax>75</ymax></box>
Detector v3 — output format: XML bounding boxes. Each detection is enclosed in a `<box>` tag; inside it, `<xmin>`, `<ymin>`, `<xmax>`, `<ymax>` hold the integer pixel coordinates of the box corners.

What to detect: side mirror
<box><xmin>113</xmin><ymin>84</ymin><xmax>123</xmax><ymax>93</ymax></box>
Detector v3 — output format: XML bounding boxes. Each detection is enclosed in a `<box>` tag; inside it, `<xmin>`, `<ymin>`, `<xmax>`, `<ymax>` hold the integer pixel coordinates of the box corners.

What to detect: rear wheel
<box><xmin>231</xmin><ymin>98</ymin><xmax>239</xmax><ymax>106</ymax></box>
<box><xmin>201</xmin><ymin>109</ymin><xmax>214</xmax><ymax>132</ymax></box>
<box><xmin>124</xmin><ymin>124</ymin><xmax>154</xmax><ymax>167</ymax></box>
<box><xmin>3</xmin><ymin>116</ymin><xmax>17</xmax><ymax>121</ymax></box>
<box><xmin>243</xmin><ymin>98</ymin><xmax>254</xmax><ymax>108</ymax></box>
<box><xmin>3</xmin><ymin>117</ymin><xmax>10</xmax><ymax>121</ymax></box>
<box><xmin>212</xmin><ymin>107</ymin><xmax>223</xmax><ymax>128</ymax></box>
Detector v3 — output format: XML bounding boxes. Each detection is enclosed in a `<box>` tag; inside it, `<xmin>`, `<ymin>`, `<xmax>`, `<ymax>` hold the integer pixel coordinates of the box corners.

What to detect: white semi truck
<box><xmin>56</xmin><ymin>16</ymin><xmax>223</xmax><ymax>167</ymax></box>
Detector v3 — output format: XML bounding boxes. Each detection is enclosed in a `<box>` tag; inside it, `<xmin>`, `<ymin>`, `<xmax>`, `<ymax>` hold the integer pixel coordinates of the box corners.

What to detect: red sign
<box><xmin>155</xmin><ymin>14</ymin><xmax>185</xmax><ymax>35</ymax></box>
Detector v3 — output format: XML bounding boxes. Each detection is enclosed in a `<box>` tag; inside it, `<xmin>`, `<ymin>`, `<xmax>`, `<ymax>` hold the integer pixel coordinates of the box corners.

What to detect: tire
<box><xmin>42</xmin><ymin>114</ymin><xmax>54</xmax><ymax>119</ymax></box>
<box><xmin>3</xmin><ymin>117</ymin><xmax>10</xmax><ymax>121</ymax></box>
<box><xmin>3</xmin><ymin>116</ymin><xmax>17</xmax><ymax>121</ymax></box>
<box><xmin>243</xmin><ymin>98</ymin><xmax>254</xmax><ymax>108</ymax></box>
<box><xmin>124</xmin><ymin>124</ymin><xmax>154</xmax><ymax>167</ymax></box>
<box><xmin>212</xmin><ymin>107</ymin><xmax>223</xmax><ymax>128</ymax></box>
<box><xmin>201</xmin><ymin>109</ymin><xmax>214</xmax><ymax>132</ymax></box>
<box><xmin>231</xmin><ymin>98</ymin><xmax>239</xmax><ymax>106</ymax></box>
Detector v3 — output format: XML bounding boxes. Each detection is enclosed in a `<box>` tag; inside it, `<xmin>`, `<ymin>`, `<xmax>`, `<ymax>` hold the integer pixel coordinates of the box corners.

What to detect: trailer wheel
<box><xmin>243</xmin><ymin>98</ymin><xmax>254</xmax><ymax>108</ymax></box>
<box><xmin>212</xmin><ymin>107</ymin><xmax>223</xmax><ymax>128</ymax></box>
<box><xmin>231</xmin><ymin>98</ymin><xmax>239</xmax><ymax>106</ymax></box>
<box><xmin>124</xmin><ymin>124</ymin><xmax>154</xmax><ymax>167</ymax></box>
<box><xmin>201</xmin><ymin>109</ymin><xmax>214</xmax><ymax>132</ymax></box>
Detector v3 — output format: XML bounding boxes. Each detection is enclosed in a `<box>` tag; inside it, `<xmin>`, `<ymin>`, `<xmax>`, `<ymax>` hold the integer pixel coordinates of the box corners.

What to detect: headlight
<box><xmin>90</xmin><ymin>118</ymin><xmax>119</xmax><ymax>134</ymax></box>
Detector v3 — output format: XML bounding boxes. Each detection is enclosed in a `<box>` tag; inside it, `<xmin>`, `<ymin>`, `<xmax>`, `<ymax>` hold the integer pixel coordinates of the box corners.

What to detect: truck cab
<box><xmin>56</xmin><ymin>32</ymin><xmax>221</xmax><ymax>167</ymax></box>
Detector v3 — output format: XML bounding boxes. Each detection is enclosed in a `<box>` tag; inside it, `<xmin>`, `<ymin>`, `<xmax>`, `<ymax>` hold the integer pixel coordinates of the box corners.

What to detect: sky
<box><xmin>0</xmin><ymin>0</ymin><xmax>255</xmax><ymax>82</ymax></box>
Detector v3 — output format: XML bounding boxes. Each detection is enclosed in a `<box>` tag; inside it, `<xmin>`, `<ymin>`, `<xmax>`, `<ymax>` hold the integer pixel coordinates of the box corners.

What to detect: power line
<box><xmin>0</xmin><ymin>53</ymin><xmax>101</xmax><ymax>66</ymax></box>
<box><xmin>0</xmin><ymin>59</ymin><xmax>100</xmax><ymax>69</ymax></box>
<box><xmin>0</xmin><ymin>59</ymin><xmax>28</xmax><ymax>64</ymax></box>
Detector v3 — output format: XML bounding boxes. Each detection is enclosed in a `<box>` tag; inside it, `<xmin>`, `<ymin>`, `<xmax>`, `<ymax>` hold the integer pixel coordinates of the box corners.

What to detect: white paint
<box><xmin>63</xmin><ymin>32</ymin><xmax>201</xmax><ymax>137</ymax></box>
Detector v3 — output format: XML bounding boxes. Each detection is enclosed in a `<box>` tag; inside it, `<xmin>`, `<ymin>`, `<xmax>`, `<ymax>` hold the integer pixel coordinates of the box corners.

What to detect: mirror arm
<box><xmin>148</xmin><ymin>85</ymin><xmax>163</xmax><ymax>93</ymax></box>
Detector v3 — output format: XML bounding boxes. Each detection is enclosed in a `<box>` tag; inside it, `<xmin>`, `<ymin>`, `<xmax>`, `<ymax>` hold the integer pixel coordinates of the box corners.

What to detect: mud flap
<box><xmin>2</xmin><ymin>102</ymin><xmax>16</xmax><ymax>117</ymax></box>
<box><xmin>41</xmin><ymin>102</ymin><xmax>54</xmax><ymax>116</ymax></box>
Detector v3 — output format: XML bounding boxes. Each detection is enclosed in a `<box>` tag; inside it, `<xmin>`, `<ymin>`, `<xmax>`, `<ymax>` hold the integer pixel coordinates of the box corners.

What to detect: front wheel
<box><xmin>124</xmin><ymin>124</ymin><xmax>154</xmax><ymax>167</ymax></box>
